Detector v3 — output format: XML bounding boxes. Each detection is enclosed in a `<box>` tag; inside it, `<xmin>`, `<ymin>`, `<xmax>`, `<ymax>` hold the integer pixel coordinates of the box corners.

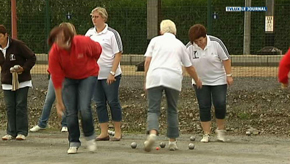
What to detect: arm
<box><xmin>144</xmin><ymin>57</ymin><xmax>152</xmax><ymax>90</ymax></box>
<box><xmin>87</xmin><ymin>38</ymin><xmax>102</xmax><ymax>61</ymax></box>
<box><xmin>222</xmin><ymin>59</ymin><xmax>233</xmax><ymax>86</ymax></box>
<box><xmin>107</xmin><ymin>52</ymin><xmax>122</xmax><ymax>84</ymax></box>
<box><xmin>107</xmin><ymin>31</ymin><xmax>123</xmax><ymax>84</ymax></box>
<box><xmin>17</xmin><ymin>41</ymin><xmax>36</xmax><ymax>73</ymax></box>
<box><xmin>48</xmin><ymin>45</ymin><xmax>66</xmax><ymax>117</ymax></box>
<box><xmin>184</xmin><ymin>66</ymin><xmax>202</xmax><ymax>88</ymax></box>
<box><xmin>215</xmin><ymin>42</ymin><xmax>233</xmax><ymax>86</ymax></box>
<box><xmin>278</xmin><ymin>48</ymin><xmax>290</xmax><ymax>87</ymax></box>
<box><xmin>144</xmin><ymin>57</ymin><xmax>151</xmax><ymax>78</ymax></box>
<box><xmin>183</xmin><ymin>44</ymin><xmax>202</xmax><ymax>88</ymax></box>
<box><xmin>48</xmin><ymin>45</ymin><xmax>65</xmax><ymax>89</ymax></box>
<box><xmin>143</xmin><ymin>38</ymin><xmax>155</xmax><ymax>90</ymax></box>
<box><xmin>54</xmin><ymin>87</ymin><xmax>65</xmax><ymax>117</ymax></box>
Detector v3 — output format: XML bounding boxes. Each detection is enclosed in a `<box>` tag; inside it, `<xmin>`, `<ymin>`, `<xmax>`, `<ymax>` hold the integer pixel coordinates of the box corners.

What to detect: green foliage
<box><xmin>237</xmin><ymin>112</ymin><xmax>250</xmax><ymax>120</ymax></box>
<box><xmin>0</xmin><ymin>0</ymin><xmax>289</xmax><ymax>54</ymax></box>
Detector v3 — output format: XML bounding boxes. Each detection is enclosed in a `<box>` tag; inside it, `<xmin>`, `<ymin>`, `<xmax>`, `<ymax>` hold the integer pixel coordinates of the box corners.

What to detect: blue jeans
<box><xmin>4</xmin><ymin>87</ymin><xmax>29</xmax><ymax>137</ymax></box>
<box><xmin>93</xmin><ymin>75</ymin><xmax>122</xmax><ymax>123</ymax></box>
<box><xmin>147</xmin><ymin>86</ymin><xmax>180</xmax><ymax>138</ymax></box>
<box><xmin>62</xmin><ymin>76</ymin><xmax>97</xmax><ymax>147</ymax></box>
<box><xmin>38</xmin><ymin>78</ymin><xmax>67</xmax><ymax>128</ymax></box>
<box><xmin>193</xmin><ymin>84</ymin><xmax>227</xmax><ymax>122</ymax></box>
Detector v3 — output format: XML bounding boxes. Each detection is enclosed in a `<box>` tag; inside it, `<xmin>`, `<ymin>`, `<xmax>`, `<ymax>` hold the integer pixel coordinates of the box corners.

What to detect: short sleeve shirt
<box><xmin>145</xmin><ymin>33</ymin><xmax>192</xmax><ymax>91</ymax></box>
<box><xmin>186</xmin><ymin>35</ymin><xmax>230</xmax><ymax>85</ymax></box>
<box><xmin>86</xmin><ymin>24</ymin><xmax>123</xmax><ymax>79</ymax></box>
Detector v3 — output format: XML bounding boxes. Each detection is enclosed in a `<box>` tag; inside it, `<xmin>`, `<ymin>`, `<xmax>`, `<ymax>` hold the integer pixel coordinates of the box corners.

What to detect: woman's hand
<box><xmin>16</xmin><ymin>66</ymin><xmax>24</xmax><ymax>74</ymax></box>
<box><xmin>195</xmin><ymin>79</ymin><xmax>203</xmax><ymax>89</ymax></box>
<box><xmin>107</xmin><ymin>74</ymin><xmax>116</xmax><ymax>85</ymax></box>
<box><xmin>56</xmin><ymin>102</ymin><xmax>65</xmax><ymax>118</ymax></box>
<box><xmin>227</xmin><ymin>76</ymin><xmax>234</xmax><ymax>86</ymax></box>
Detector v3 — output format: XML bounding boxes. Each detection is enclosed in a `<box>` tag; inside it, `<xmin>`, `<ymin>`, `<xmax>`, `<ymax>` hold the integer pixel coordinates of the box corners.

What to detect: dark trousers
<box><xmin>62</xmin><ymin>76</ymin><xmax>97</xmax><ymax>147</ymax></box>
<box><xmin>93</xmin><ymin>75</ymin><xmax>122</xmax><ymax>123</ymax></box>
<box><xmin>193</xmin><ymin>84</ymin><xmax>227</xmax><ymax>122</ymax></box>
<box><xmin>4</xmin><ymin>87</ymin><xmax>29</xmax><ymax>137</ymax></box>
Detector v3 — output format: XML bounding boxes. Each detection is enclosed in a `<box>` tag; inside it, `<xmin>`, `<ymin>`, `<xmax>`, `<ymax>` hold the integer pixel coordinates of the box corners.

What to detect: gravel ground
<box><xmin>1</xmin><ymin>75</ymin><xmax>289</xmax><ymax>136</ymax></box>
<box><xmin>0</xmin><ymin>74</ymin><xmax>289</xmax><ymax>163</ymax></box>
<box><xmin>0</xmin><ymin>130</ymin><xmax>290</xmax><ymax>164</ymax></box>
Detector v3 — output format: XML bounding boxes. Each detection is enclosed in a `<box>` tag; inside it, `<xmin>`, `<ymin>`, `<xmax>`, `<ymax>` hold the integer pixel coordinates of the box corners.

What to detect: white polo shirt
<box><xmin>85</xmin><ymin>24</ymin><xmax>123</xmax><ymax>79</ymax></box>
<box><xmin>0</xmin><ymin>40</ymin><xmax>32</xmax><ymax>90</ymax></box>
<box><xmin>145</xmin><ymin>33</ymin><xmax>192</xmax><ymax>91</ymax></box>
<box><xmin>186</xmin><ymin>35</ymin><xmax>230</xmax><ymax>86</ymax></box>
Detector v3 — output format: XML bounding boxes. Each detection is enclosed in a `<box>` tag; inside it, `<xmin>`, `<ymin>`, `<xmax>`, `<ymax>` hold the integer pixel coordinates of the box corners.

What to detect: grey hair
<box><xmin>160</xmin><ymin>19</ymin><xmax>176</xmax><ymax>35</ymax></box>
<box><xmin>90</xmin><ymin>7</ymin><xmax>108</xmax><ymax>22</ymax></box>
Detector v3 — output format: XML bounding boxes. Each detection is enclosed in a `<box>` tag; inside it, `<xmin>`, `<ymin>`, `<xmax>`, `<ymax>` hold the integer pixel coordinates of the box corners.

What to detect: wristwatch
<box><xmin>226</xmin><ymin>73</ymin><xmax>232</xmax><ymax>77</ymax></box>
<box><xmin>110</xmin><ymin>71</ymin><xmax>115</xmax><ymax>76</ymax></box>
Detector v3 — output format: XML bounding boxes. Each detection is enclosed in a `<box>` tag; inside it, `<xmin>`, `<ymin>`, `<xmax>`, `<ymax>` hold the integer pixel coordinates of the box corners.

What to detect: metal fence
<box><xmin>1</xmin><ymin>0</ymin><xmax>290</xmax><ymax>85</ymax></box>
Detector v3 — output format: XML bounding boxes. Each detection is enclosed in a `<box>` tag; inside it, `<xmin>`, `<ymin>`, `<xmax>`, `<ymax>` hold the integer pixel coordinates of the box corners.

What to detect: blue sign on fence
<box><xmin>226</xmin><ymin>7</ymin><xmax>267</xmax><ymax>12</ymax></box>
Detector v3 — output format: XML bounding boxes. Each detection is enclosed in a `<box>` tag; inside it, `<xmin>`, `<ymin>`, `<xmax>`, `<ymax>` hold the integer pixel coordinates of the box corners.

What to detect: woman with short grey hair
<box><xmin>143</xmin><ymin>19</ymin><xmax>202</xmax><ymax>152</ymax></box>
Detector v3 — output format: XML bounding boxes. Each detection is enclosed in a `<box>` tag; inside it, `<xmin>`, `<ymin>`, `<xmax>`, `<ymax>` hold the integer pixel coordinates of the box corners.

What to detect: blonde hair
<box><xmin>90</xmin><ymin>7</ymin><xmax>108</xmax><ymax>22</ymax></box>
<box><xmin>160</xmin><ymin>19</ymin><xmax>176</xmax><ymax>35</ymax></box>
<box><xmin>59</xmin><ymin>22</ymin><xmax>77</xmax><ymax>35</ymax></box>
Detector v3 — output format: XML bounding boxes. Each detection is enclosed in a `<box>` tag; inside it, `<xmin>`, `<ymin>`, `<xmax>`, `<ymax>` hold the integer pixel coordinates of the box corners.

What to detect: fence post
<box><xmin>45</xmin><ymin>0</ymin><xmax>50</xmax><ymax>53</ymax></box>
<box><xmin>46</xmin><ymin>0</ymin><xmax>50</xmax><ymax>79</ymax></box>
<box><xmin>147</xmin><ymin>0</ymin><xmax>161</xmax><ymax>42</ymax></box>
<box><xmin>207</xmin><ymin>0</ymin><xmax>212</xmax><ymax>34</ymax></box>
<box><xmin>11</xmin><ymin>0</ymin><xmax>17</xmax><ymax>39</ymax></box>
<box><xmin>243</xmin><ymin>0</ymin><xmax>251</xmax><ymax>55</ymax></box>
<box><xmin>265</xmin><ymin>0</ymin><xmax>274</xmax><ymax>46</ymax></box>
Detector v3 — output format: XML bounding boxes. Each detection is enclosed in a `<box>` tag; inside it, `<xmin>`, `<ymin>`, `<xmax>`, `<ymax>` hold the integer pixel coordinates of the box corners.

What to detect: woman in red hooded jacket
<box><xmin>278</xmin><ymin>48</ymin><xmax>290</xmax><ymax>89</ymax></box>
<box><xmin>48</xmin><ymin>24</ymin><xmax>102</xmax><ymax>154</ymax></box>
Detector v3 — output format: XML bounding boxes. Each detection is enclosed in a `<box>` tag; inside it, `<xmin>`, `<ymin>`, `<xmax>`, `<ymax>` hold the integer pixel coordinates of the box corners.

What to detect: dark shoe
<box><xmin>110</xmin><ymin>137</ymin><xmax>121</xmax><ymax>141</ymax></box>
<box><xmin>95</xmin><ymin>136</ymin><xmax>110</xmax><ymax>141</ymax></box>
<box><xmin>110</xmin><ymin>135</ymin><xmax>122</xmax><ymax>141</ymax></box>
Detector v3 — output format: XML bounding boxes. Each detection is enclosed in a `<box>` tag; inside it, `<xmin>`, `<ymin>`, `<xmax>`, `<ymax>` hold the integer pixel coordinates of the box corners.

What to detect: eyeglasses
<box><xmin>91</xmin><ymin>15</ymin><xmax>98</xmax><ymax>19</ymax></box>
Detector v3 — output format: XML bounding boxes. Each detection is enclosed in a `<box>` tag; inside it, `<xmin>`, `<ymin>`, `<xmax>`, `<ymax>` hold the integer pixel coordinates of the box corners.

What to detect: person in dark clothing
<box><xmin>0</xmin><ymin>25</ymin><xmax>36</xmax><ymax>140</ymax></box>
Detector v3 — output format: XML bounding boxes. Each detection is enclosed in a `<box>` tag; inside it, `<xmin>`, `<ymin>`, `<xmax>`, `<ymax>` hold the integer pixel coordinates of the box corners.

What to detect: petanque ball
<box><xmin>159</xmin><ymin>142</ymin><xmax>166</xmax><ymax>148</ymax></box>
<box><xmin>188</xmin><ymin>143</ymin><xmax>195</xmax><ymax>150</ymax></box>
<box><xmin>131</xmin><ymin>142</ymin><xmax>137</xmax><ymax>149</ymax></box>
<box><xmin>190</xmin><ymin>136</ymin><xmax>196</xmax><ymax>141</ymax></box>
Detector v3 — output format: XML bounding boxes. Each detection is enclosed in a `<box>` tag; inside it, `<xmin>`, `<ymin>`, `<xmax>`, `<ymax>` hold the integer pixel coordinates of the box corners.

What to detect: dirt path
<box><xmin>0</xmin><ymin>130</ymin><xmax>289</xmax><ymax>164</ymax></box>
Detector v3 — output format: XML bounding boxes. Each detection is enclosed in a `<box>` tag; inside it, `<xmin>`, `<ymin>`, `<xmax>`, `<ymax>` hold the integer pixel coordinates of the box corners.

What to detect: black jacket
<box><xmin>0</xmin><ymin>38</ymin><xmax>36</xmax><ymax>85</ymax></box>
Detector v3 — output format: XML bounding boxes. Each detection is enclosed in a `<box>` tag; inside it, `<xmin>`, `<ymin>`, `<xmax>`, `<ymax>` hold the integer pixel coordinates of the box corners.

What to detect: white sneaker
<box><xmin>30</xmin><ymin>125</ymin><xmax>45</xmax><ymax>132</ymax></box>
<box><xmin>168</xmin><ymin>141</ymin><xmax>178</xmax><ymax>151</ymax></box>
<box><xmin>2</xmin><ymin>134</ymin><xmax>13</xmax><ymax>140</ymax></box>
<box><xmin>67</xmin><ymin>147</ymin><xmax>78</xmax><ymax>154</ymax></box>
<box><xmin>200</xmin><ymin>134</ymin><xmax>210</xmax><ymax>143</ymax></box>
<box><xmin>61</xmin><ymin>127</ymin><xmax>68</xmax><ymax>132</ymax></box>
<box><xmin>16</xmin><ymin>134</ymin><xmax>26</xmax><ymax>140</ymax></box>
<box><xmin>87</xmin><ymin>139</ymin><xmax>97</xmax><ymax>152</ymax></box>
<box><xmin>144</xmin><ymin>134</ymin><xmax>156</xmax><ymax>152</ymax></box>
<box><xmin>215</xmin><ymin>129</ymin><xmax>226</xmax><ymax>142</ymax></box>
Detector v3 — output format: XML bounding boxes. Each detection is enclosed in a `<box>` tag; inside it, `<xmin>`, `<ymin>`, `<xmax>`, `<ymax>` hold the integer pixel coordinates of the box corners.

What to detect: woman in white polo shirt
<box><xmin>85</xmin><ymin>7</ymin><xmax>123</xmax><ymax>141</ymax></box>
<box><xmin>143</xmin><ymin>20</ymin><xmax>202</xmax><ymax>152</ymax></box>
<box><xmin>187</xmin><ymin>24</ymin><xmax>233</xmax><ymax>143</ymax></box>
